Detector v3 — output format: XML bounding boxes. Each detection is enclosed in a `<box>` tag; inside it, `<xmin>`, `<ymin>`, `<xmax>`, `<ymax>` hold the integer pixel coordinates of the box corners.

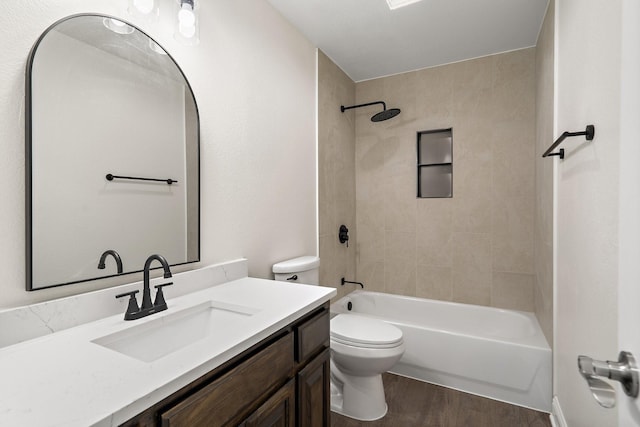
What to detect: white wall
<box><xmin>617</xmin><ymin>0</ymin><xmax>640</xmax><ymax>424</ymax></box>
<box><xmin>0</xmin><ymin>0</ymin><xmax>317</xmax><ymax>308</ymax></box>
<box><xmin>555</xmin><ymin>0</ymin><xmax>622</xmax><ymax>425</ymax></box>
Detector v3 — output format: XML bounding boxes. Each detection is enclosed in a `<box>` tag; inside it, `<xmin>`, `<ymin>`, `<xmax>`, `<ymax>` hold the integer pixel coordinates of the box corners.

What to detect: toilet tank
<box><xmin>272</xmin><ymin>256</ymin><xmax>320</xmax><ymax>285</ymax></box>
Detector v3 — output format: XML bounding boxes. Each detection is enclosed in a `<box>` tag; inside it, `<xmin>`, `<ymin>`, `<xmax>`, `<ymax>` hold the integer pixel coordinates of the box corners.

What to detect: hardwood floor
<box><xmin>330</xmin><ymin>374</ymin><xmax>551</xmax><ymax>427</ymax></box>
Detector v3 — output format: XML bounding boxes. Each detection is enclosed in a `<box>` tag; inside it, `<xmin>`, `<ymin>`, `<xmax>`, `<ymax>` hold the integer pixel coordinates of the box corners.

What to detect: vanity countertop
<box><xmin>0</xmin><ymin>277</ymin><xmax>335</xmax><ymax>427</ymax></box>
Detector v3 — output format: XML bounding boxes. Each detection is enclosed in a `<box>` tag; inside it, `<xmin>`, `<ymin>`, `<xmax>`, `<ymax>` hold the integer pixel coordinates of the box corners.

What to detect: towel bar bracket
<box><xmin>547</xmin><ymin>149</ymin><xmax>565</xmax><ymax>160</ymax></box>
<box><xmin>542</xmin><ymin>124</ymin><xmax>595</xmax><ymax>159</ymax></box>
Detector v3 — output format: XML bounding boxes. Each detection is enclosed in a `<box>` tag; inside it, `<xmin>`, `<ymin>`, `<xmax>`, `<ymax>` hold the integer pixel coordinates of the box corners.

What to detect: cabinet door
<box><xmin>241</xmin><ymin>379</ymin><xmax>296</xmax><ymax>427</ymax></box>
<box><xmin>297</xmin><ymin>348</ymin><xmax>330</xmax><ymax>427</ymax></box>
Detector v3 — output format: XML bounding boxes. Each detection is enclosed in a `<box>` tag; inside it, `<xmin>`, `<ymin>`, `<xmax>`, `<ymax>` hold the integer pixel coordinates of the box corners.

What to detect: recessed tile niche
<box><xmin>417</xmin><ymin>128</ymin><xmax>453</xmax><ymax>198</ymax></box>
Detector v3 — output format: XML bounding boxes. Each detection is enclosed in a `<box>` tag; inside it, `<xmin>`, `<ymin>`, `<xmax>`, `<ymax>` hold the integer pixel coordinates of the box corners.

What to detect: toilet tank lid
<box><xmin>272</xmin><ymin>256</ymin><xmax>320</xmax><ymax>273</ymax></box>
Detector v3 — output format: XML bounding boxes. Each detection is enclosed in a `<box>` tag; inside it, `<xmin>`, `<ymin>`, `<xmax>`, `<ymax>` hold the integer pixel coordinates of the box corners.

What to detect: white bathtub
<box><xmin>331</xmin><ymin>291</ymin><xmax>551</xmax><ymax>412</ymax></box>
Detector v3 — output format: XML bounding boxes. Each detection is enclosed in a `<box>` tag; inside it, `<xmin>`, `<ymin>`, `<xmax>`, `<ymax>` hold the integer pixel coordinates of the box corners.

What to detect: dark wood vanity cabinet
<box><xmin>120</xmin><ymin>304</ymin><xmax>330</xmax><ymax>427</ymax></box>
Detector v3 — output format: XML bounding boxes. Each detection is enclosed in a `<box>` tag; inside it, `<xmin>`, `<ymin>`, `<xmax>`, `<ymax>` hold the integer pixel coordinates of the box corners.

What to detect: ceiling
<box><xmin>266</xmin><ymin>0</ymin><xmax>549</xmax><ymax>82</ymax></box>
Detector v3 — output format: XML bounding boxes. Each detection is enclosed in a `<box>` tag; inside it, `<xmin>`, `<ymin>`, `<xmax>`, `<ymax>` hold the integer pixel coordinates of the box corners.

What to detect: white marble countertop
<box><xmin>0</xmin><ymin>277</ymin><xmax>335</xmax><ymax>427</ymax></box>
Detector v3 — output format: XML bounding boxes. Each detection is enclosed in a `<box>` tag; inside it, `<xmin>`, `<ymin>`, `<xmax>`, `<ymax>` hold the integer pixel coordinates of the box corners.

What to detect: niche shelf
<box><xmin>417</xmin><ymin>128</ymin><xmax>453</xmax><ymax>198</ymax></box>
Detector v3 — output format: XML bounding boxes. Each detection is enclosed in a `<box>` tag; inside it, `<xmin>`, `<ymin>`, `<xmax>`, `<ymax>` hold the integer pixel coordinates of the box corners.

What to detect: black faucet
<box><xmin>98</xmin><ymin>249</ymin><xmax>123</xmax><ymax>274</ymax></box>
<box><xmin>115</xmin><ymin>254</ymin><xmax>173</xmax><ymax>321</ymax></box>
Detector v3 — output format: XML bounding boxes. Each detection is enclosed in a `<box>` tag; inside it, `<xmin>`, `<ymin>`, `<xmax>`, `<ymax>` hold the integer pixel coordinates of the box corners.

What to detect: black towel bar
<box><xmin>106</xmin><ymin>173</ymin><xmax>178</xmax><ymax>185</ymax></box>
<box><xmin>542</xmin><ymin>125</ymin><xmax>595</xmax><ymax>159</ymax></box>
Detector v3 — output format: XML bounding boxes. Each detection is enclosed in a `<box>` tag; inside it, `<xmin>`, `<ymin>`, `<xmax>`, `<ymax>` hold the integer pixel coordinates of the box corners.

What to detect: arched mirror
<box><xmin>26</xmin><ymin>14</ymin><xmax>200</xmax><ymax>290</ymax></box>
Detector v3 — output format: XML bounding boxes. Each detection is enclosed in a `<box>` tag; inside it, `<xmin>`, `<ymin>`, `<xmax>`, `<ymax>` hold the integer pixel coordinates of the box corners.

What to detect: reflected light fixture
<box><xmin>385</xmin><ymin>0</ymin><xmax>425</xmax><ymax>10</ymax></box>
<box><xmin>128</xmin><ymin>0</ymin><xmax>159</xmax><ymax>20</ymax></box>
<box><xmin>149</xmin><ymin>39</ymin><xmax>168</xmax><ymax>55</ymax></box>
<box><xmin>175</xmin><ymin>0</ymin><xmax>199</xmax><ymax>45</ymax></box>
<box><xmin>102</xmin><ymin>18</ymin><xmax>135</xmax><ymax>34</ymax></box>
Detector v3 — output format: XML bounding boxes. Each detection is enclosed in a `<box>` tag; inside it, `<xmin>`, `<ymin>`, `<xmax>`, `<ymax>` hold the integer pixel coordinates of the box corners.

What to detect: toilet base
<box><xmin>330</xmin><ymin>373</ymin><xmax>389</xmax><ymax>421</ymax></box>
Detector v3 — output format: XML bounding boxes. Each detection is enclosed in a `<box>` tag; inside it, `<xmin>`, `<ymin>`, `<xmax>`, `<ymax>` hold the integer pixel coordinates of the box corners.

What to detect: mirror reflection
<box><xmin>26</xmin><ymin>14</ymin><xmax>200</xmax><ymax>290</ymax></box>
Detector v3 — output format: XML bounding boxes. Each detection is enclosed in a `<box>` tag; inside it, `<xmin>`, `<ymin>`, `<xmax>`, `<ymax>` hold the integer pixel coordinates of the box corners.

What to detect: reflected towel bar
<box><xmin>106</xmin><ymin>173</ymin><xmax>177</xmax><ymax>185</ymax></box>
<box><xmin>542</xmin><ymin>125</ymin><xmax>595</xmax><ymax>160</ymax></box>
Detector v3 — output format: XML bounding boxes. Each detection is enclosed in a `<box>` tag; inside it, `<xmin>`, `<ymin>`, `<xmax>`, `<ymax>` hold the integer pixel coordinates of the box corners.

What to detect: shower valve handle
<box><xmin>339</xmin><ymin>225</ymin><xmax>349</xmax><ymax>247</ymax></box>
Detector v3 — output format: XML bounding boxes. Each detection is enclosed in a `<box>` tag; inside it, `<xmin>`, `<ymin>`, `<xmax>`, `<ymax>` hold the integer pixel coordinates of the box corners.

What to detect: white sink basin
<box><xmin>92</xmin><ymin>300</ymin><xmax>260</xmax><ymax>362</ymax></box>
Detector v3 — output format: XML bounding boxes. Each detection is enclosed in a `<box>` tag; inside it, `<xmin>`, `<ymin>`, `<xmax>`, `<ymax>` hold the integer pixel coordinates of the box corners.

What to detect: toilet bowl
<box><xmin>271</xmin><ymin>256</ymin><xmax>404</xmax><ymax>421</ymax></box>
<box><xmin>330</xmin><ymin>313</ymin><xmax>405</xmax><ymax>421</ymax></box>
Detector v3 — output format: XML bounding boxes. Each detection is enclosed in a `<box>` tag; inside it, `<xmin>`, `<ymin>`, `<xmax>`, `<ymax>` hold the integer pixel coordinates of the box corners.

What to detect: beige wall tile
<box><xmin>318</xmin><ymin>234</ymin><xmax>333</xmax><ymax>287</ymax></box>
<box><xmin>318</xmin><ymin>51</ymin><xmax>357</xmax><ymax>298</ymax></box>
<box><xmin>452</xmin><ymin>232</ymin><xmax>492</xmax><ymax>273</ymax></box>
<box><xmin>385</xmin><ymin>261</ymin><xmax>417</xmax><ymax>296</ymax></box>
<box><xmin>384</xmin><ymin>172</ymin><xmax>417</xmax><ymax>232</ymax></box>
<box><xmin>452</xmin><ymin>193</ymin><xmax>492</xmax><ymax>234</ymax></box>
<box><xmin>321</xmin><ymin>44</ymin><xmax>541</xmax><ymax>317</ymax></box>
<box><xmin>533</xmin><ymin>277</ymin><xmax>553</xmax><ymax>347</ymax></box>
<box><xmin>417</xmin><ymin>200</ymin><xmax>453</xmax><ymax>267</ymax></box>
<box><xmin>385</xmin><ymin>231</ymin><xmax>416</xmax><ymax>266</ymax></box>
<box><xmin>417</xmin><ymin>199</ymin><xmax>453</xmax><ymax>232</ymax></box>
<box><xmin>533</xmin><ymin>2</ymin><xmax>555</xmax><ymax>347</ymax></box>
<box><xmin>357</xmin><ymin>199</ymin><xmax>385</xmax><ymax>230</ymax></box>
<box><xmin>417</xmin><ymin>265</ymin><xmax>453</xmax><ymax>301</ymax></box>
<box><xmin>356</xmin><ymin>224</ymin><xmax>384</xmax><ymax>265</ymax></box>
<box><xmin>355</xmin><ymin>135</ymin><xmax>386</xmax><ymax>203</ymax></box>
<box><xmin>492</xmin><ymin>272</ymin><xmax>534</xmax><ymax>311</ymax></box>
<box><xmin>417</xmin><ymin>228</ymin><xmax>453</xmax><ymax>268</ymax></box>
<box><xmin>453</xmin><ymin>270</ymin><xmax>492</xmax><ymax>306</ymax></box>
<box><xmin>452</xmin><ymin>232</ymin><xmax>492</xmax><ymax>305</ymax></box>
<box><xmin>415</xmin><ymin>66</ymin><xmax>454</xmax><ymax>124</ymax></box>
<box><xmin>492</xmin><ymin>48</ymin><xmax>536</xmax><ymax>123</ymax></box>
<box><xmin>492</xmin><ymin>195</ymin><xmax>534</xmax><ymax>274</ymax></box>
<box><xmin>350</xmin><ymin>48</ymin><xmax>536</xmax><ymax>312</ymax></box>
<box><xmin>358</xmin><ymin>260</ymin><xmax>385</xmax><ymax>293</ymax></box>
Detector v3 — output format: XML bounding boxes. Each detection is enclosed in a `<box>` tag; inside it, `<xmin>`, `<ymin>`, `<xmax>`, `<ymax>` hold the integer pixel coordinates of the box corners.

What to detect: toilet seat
<box><xmin>331</xmin><ymin>314</ymin><xmax>403</xmax><ymax>349</ymax></box>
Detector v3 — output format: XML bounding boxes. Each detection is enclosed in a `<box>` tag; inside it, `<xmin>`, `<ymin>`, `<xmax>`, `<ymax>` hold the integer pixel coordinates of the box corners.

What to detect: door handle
<box><xmin>577</xmin><ymin>351</ymin><xmax>639</xmax><ymax>408</ymax></box>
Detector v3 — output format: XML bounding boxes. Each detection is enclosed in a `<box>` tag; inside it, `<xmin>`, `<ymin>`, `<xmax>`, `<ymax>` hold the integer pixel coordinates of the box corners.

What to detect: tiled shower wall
<box><xmin>317</xmin><ymin>51</ymin><xmax>357</xmax><ymax>300</ymax></box>
<box><xmin>354</xmin><ymin>49</ymin><xmax>537</xmax><ymax>310</ymax></box>
<box><xmin>534</xmin><ymin>1</ymin><xmax>554</xmax><ymax>347</ymax></box>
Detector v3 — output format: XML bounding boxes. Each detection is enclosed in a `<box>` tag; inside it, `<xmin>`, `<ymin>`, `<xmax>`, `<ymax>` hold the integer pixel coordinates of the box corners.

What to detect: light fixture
<box><xmin>102</xmin><ymin>18</ymin><xmax>135</xmax><ymax>35</ymax></box>
<box><xmin>385</xmin><ymin>0</ymin><xmax>425</xmax><ymax>10</ymax></box>
<box><xmin>128</xmin><ymin>0</ymin><xmax>159</xmax><ymax>20</ymax></box>
<box><xmin>175</xmin><ymin>0</ymin><xmax>199</xmax><ymax>45</ymax></box>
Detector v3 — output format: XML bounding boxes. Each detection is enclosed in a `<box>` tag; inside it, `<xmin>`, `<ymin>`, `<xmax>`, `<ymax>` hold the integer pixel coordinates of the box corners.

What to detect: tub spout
<box><xmin>341</xmin><ymin>277</ymin><xmax>364</xmax><ymax>289</ymax></box>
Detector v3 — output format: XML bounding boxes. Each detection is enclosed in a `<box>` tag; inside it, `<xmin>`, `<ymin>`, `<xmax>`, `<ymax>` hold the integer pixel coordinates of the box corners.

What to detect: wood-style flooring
<box><xmin>330</xmin><ymin>373</ymin><xmax>551</xmax><ymax>427</ymax></box>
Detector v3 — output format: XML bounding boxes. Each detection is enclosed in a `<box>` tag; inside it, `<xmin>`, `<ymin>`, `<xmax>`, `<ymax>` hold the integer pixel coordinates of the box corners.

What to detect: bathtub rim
<box><xmin>330</xmin><ymin>290</ymin><xmax>551</xmax><ymax>350</ymax></box>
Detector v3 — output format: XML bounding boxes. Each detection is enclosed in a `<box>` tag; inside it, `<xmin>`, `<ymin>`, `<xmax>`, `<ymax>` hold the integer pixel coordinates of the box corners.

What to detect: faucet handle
<box><xmin>153</xmin><ymin>282</ymin><xmax>173</xmax><ymax>311</ymax></box>
<box><xmin>115</xmin><ymin>290</ymin><xmax>140</xmax><ymax>321</ymax></box>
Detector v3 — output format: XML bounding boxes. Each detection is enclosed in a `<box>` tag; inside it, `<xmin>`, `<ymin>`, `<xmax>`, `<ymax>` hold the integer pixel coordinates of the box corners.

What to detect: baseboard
<box><xmin>550</xmin><ymin>396</ymin><xmax>567</xmax><ymax>427</ymax></box>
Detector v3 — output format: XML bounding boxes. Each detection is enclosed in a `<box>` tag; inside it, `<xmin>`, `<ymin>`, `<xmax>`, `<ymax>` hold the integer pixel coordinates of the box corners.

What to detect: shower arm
<box><xmin>341</xmin><ymin>101</ymin><xmax>387</xmax><ymax>113</ymax></box>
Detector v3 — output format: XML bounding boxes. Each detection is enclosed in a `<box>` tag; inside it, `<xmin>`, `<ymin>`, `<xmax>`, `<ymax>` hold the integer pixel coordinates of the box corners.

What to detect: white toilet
<box><xmin>272</xmin><ymin>256</ymin><xmax>405</xmax><ymax>422</ymax></box>
<box><xmin>329</xmin><ymin>314</ymin><xmax>405</xmax><ymax>421</ymax></box>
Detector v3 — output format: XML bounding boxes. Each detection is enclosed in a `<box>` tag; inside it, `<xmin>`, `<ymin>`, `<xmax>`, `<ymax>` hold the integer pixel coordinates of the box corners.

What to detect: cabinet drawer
<box><xmin>160</xmin><ymin>333</ymin><xmax>294</xmax><ymax>427</ymax></box>
<box><xmin>295</xmin><ymin>310</ymin><xmax>329</xmax><ymax>363</ymax></box>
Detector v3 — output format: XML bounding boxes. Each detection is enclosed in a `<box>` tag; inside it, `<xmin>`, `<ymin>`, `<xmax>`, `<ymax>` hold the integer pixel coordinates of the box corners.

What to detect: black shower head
<box><xmin>340</xmin><ymin>101</ymin><xmax>401</xmax><ymax>122</ymax></box>
<box><xmin>371</xmin><ymin>108</ymin><xmax>401</xmax><ymax>122</ymax></box>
